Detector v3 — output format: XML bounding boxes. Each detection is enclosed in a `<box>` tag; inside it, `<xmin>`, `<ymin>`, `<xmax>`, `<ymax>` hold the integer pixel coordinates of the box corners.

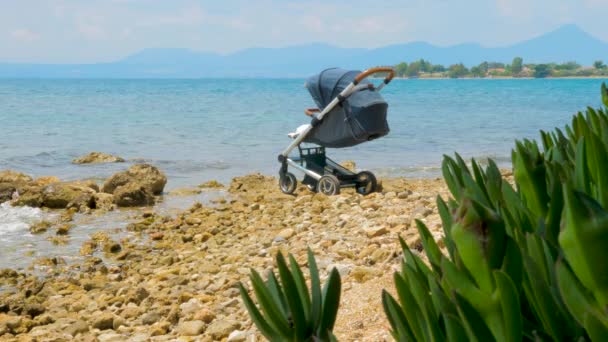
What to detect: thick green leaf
<box><xmin>265</xmin><ymin>271</ymin><xmax>288</xmax><ymax>317</ymax></box>
<box><xmin>555</xmin><ymin>260</ymin><xmax>598</xmax><ymax>327</ymax></box>
<box><xmin>308</xmin><ymin>248</ymin><xmax>323</xmax><ymax>330</ymax></box>
<box><xmin>584</xmin><ymin>311</ymin><xmax>608</xmax><ymax>342</ymax></box>
<box><xmin>444</xmin><ymin>313</ymin><xmax>468</xmax><ymax>342</ymax></box>
<box><xmin>494</xmin><ymin>270</ymin><xmax>522</xmax><ymax>342</ymax></box>
<box><xmin>394</xmin><ymin>273</ymin><xmax>427</xmax><ymax>341</ymax></box>
<box><xmin>382</xmin><ymin>290</ymin><xmax>415</xmax><ymax>341</ymax></box>
<box><xmin>239</xmin><ymin>283</ymin><xmax>282</xmax><ymax>340</ymax></box>
<box><xmin>318</xmin><ymin>268</ymin><xmax>341</xmax><ymax>336</ymax></box>
<box><xmin>415</xmin><ymin>220</ymin><xmax>443</xmax><ymax>273</ymax></box>
<box><xmin>276</xmin><ymin>253</ymin><xmax>308</xmax><ymax>339</ymax></box>
<box><xmin>453</xmin><ymin>291</ymin><xmax>496</xmax><ymax>342</ymax></box>
<box><xmin>289</xmin><ymin>254</ymin><xmax>312</xmax><ymax>322</ymax></box>
<box><xmin>250</xmin><ymin>269</ymin><xmax>293</xmax><ymax>338</ymax></box>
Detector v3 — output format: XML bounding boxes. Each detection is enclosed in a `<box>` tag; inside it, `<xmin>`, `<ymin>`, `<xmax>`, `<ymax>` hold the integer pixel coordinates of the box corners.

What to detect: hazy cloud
<box><xmin>10</xmin><ymin>29</ymin><xmax>40</xmax><ymax>42</ymax></box>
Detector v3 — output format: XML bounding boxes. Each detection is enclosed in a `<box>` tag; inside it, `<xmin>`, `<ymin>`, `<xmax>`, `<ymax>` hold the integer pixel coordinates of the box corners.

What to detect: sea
<box><xmin>1</xmin><ymin>77</ymin><xmax>607</xmax><ymax>269</ymax></box>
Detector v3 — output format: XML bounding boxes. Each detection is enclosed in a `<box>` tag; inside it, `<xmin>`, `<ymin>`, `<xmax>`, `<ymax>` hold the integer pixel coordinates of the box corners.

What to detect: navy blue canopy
<box><xmin>303</xmin><ymin>68</ymin><xmax>389</xmax><ymax>148</ymax></box>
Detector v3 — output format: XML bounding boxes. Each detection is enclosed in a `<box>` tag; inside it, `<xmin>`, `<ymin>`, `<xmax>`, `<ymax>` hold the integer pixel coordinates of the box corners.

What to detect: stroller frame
<box><xmin>277</xmin><ymin>67</ymin><xmax>395</xmax><ymax>195</ymax></box>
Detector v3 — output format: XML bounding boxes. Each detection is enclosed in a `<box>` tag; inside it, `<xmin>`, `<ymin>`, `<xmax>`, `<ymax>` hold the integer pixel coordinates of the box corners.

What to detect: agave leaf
<box><xmin>602</xmin><ymin>82</ymin><xmax>608</xmax><ymax>108</ymax></box>
<box><xmin>239</xmin><ymin>283</ymin><xmax>282</xmax><ymax>340</ymax></box>
<box><xmin>521</xmin><ymin>254</ymin><xmax>565</xmax><ymax>340</ymax></box>
<box><xmin>265</xmin><ymin>271</ymin><xmax>289</xmax><ymax>317</ymax></box>
<box><xmin>276</xmin><ymin>253</ymin><xmax>308</xmax><ymax>339</ymax></box>
<box><xmin>444</xmin><ymin>313</ymin><xmax>468</xmax><ymax>341</ymax></box>
<box><xmin>544</xmin><ymin>168</ymin><xmax>564</xmax><ymax>246</ymax></box>
<box><xmin>415</xmin><ymin>220</ymin><xmax>443</xmax><ymax>273</ymax></box>
<box><xmin>560</xmin><ymin>186</ymin><xmax>608</xmax><ymax>308</ymax></box>
<box><xmin>494</xmin><ymin>270</ymin><xmax>522</xmax><ymax>342</ymax></box>
<box><xmin>429</xmin><ymin>274</ymin><xmax>456</xmax><ymax>317</ymax></box>
<box><xmin>500</xmin><ymin>238</ymin><xmax>523</xmax><ymax>291</ymax></box>
<box><xmin>382</xmin><ymin>290</ymin><xmax>415</xmax><ymax>341</ymax></box>
<box><xmin>442</xmin><ymin>156</ymin><xmax>464</xmax><ymax>201</ymax></box>
<box><xmin>308</xmin><ymin>248</ymin><xmax>322</xmax><ymax>330</ymax></box>
<box><xmin>394</xmin><ymin>273</ymin><xmax>428</xmax><ymax>340</ymax></box>
<box><xmin>555</xmin><ymin>259</ymin><xmax>599</xmax><ymax>328</ymax></box>
<box><xmin>585</xmin><ymin>131</ymin><xmax>608</xmax><ymax>207</ymax></box>
<box><xmin>584</xmin><ymin>311</ymin><xmax>608</xmax><ymax>342</ymax></box>
<box><xmin>288</xmin><ymin>254</ymin><xmax>312</xmax><ymax>322</ymax></box>
<box><xmin>452</xmin><ymin>291</ymin><xmax>495</xmax><ymax>342</ymax></box>
<box><xmin>250</xmin><ymin>269</ymin><xmax>293</xmax><ymax>337</ymax></box>
<box><xmin>318</xmin><ymin>268</ymin><xmax>341</xmax><ymax>336</ymax></box>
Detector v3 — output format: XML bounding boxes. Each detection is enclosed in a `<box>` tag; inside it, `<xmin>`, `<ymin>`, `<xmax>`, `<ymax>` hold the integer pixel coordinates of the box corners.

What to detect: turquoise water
<box><xmin>1</xmin><ymin>78</ymin><xmax>607</xmax><ymax>188</ymax></box>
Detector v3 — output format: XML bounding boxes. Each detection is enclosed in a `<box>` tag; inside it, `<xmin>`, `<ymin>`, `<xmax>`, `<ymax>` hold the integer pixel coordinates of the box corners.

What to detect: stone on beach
<box><xmin>72</xmin><ymin>152</ymin><xmax>125</xmax><ymax>164</ymax></box>
<box><xmin>102</xmin><ymin>163</ymin><xmax>167</xmax><ymax>195</ymax></box>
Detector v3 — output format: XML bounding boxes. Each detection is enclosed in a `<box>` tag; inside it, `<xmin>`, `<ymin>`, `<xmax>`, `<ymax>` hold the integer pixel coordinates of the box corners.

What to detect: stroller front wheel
<box><xmin>317</xmin><ymin>175</ymin><xmax>340</xmax><ymax>196</ymax></box>
<box><xmin>355</xmin><ymin>171</ymin><xmax>377</xmax><ymax>195</ymax></box>
<box><xmin>279</xmin><ymin>172</ymin><xmax>297</xmax><ymax>194</ymax></box>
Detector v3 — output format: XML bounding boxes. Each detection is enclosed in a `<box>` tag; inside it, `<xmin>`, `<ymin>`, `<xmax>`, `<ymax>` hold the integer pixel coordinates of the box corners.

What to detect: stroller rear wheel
<box><xmin>355</xmin><ymin>171</ymin><xmax>377</xmax><ymax>195</ymax></box>
<box><xmin>317</xmin><ymin>174</ymin><xmax>340</xmax><ymax>195</ymax></box>
<box><xmin>279</xmin><ymin>172</ymin><xmax>297</xmax><ymax>194</ymax></box>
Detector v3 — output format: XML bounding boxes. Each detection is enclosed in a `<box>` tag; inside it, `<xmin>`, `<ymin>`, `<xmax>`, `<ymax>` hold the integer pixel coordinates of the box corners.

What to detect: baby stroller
<box><xmin>277</xmin><ymin>67</ymin><xmax>395</xmax><ymax>195</ymax></box>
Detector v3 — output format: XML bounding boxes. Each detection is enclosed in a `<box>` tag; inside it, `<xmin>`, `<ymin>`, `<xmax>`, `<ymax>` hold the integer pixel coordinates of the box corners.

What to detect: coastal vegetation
<box><xmin>393</xmin><ymin>57</ymin><xmax>608</xmax><ymax>78</ymax></box>
<box><xmin>241</xmin><ymin>84</ymin><xmax>608</xmax><ymax>341</ymax></box>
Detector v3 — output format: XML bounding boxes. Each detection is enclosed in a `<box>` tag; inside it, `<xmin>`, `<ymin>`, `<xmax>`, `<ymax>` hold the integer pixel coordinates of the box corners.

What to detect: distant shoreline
<box><xmin>382</xmin><ymin>76</ymin><xmax>608</xmax><ymax>80</ymax></box>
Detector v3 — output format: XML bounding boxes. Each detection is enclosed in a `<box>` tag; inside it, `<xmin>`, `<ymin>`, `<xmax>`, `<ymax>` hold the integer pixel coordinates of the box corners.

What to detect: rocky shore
<box><xmin>0</xmin><ymin>170</ymin><xmax>453</xmax><ymax>341</ymax></box>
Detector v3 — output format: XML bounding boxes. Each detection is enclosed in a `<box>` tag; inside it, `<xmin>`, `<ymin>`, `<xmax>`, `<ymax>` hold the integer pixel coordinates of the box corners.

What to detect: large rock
<box><xmin>112</xmin><ymin>183</ymin><xmax>155</xmax><ymax>207</ymax></box>
<box><xmin>0</xmin><ymin>183</ymin><xmax>16</xmax><ymax>203</ymax></box>
<box><xmin>72</xmin><ymin>152</ymin><xmax>125</xmax><ymax>164</ymax></box>
<box><xmin>42</xmin><ymin>182</ymin><xmax>96</xmax><ymax>209</ymax></box>
<box><xmin>11</xmin><ymin>185</ymin><xmax>44</xmax><ymax>207</ymax></box>
<box><xmin>102</xmin><ymin>164</ymin><xmax>167</xmax><ymax>195</ymax></box>
<box><xmin>177</xmin><ymin>320</ymin><xmax>205</xmax><ymax>336</ymax></box>
<box><xmin>0</xmin><ymin>170</ymin><xmax>32</xmax><ymax>184</ymax></box>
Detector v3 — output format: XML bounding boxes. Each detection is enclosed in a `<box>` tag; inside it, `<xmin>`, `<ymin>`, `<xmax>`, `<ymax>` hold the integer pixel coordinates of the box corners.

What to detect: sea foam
<box><xmin>0</xmin><ymin>202</ymin><xmax>43</xmax><ymax>237</ymax></box>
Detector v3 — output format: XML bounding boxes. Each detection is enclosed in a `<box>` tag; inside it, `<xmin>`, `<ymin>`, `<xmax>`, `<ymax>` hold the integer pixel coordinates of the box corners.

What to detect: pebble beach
<box><xmin>0</xmin><ymin>162</ymin><xmax>460</xmax><ymax>341</ymax></box>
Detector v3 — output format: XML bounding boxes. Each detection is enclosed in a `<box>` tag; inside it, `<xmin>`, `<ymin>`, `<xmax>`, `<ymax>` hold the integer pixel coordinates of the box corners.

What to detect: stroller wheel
<box><xmin>279</xmin><ymin>172</ymin><xmax>297</xmax><ymax>194</ymax></box>
<box><xmin>317</xmin><ymin>175</ymin><xmax>340</xmax><ymax>196</ymax></box>
<box><xmin>355</xmin><ymin>171</ymin><xmax>377</xmax><ymax>195</ymax></box>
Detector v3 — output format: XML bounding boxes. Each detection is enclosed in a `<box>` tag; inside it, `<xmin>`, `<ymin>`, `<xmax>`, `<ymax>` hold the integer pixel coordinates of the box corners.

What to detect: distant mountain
<box><xmin>1</xmin><ymin>24</ymin><xmax>607</xmax><ymax>78</ymax></box>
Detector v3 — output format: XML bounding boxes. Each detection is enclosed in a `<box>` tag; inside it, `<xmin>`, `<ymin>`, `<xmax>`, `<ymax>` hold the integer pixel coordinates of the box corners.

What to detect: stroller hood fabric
<box><xmin>304</xmin><ymin>68</ymin><xmax>389</xmax><ymax>148</ymax></box>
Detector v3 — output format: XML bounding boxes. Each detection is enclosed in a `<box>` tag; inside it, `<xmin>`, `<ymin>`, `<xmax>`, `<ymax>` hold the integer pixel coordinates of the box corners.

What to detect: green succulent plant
<box><xmin>239</xmin><ymin>249</ymin><xmax>341</xmax><ymax>341</ymax></box>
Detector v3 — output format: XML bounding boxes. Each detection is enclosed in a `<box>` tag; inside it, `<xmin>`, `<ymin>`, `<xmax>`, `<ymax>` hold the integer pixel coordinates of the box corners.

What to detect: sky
<box><xmin>2</xmin><ymin>0</ymin><xmax>608</xmax><ymax>63</ymax></box>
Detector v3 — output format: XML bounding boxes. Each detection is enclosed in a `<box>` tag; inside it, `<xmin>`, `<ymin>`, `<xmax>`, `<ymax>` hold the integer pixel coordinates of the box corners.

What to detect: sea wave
<box><xmin>0</xmin><ymin>202</ymin><xmax>43</xmax><ymax>238</ymax></box>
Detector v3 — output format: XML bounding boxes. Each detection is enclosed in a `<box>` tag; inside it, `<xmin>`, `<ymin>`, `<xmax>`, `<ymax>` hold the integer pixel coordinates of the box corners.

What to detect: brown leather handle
<box><xmin>304</xmin><ymin>108</ymin><xmax>321</xmax><ymax>116</ymax></box>
<box><xmin>354</xmin><ymin>67</ymin><xmax>395</xmax><ymax>84</ymax></box>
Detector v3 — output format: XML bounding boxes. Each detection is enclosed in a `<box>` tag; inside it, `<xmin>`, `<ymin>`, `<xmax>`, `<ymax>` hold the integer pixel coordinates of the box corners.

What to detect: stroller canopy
<box><xmin>303</xmin><ymin>68</ymin><xmax>390</xmax><ymax>148</ymax></box>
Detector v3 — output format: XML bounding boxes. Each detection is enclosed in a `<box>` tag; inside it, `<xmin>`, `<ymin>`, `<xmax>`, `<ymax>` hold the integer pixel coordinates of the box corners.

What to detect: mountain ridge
<box><xmin>1</xmin><ymin>24</ymin><xmax>607</xmax><ymax>78</ymax></box>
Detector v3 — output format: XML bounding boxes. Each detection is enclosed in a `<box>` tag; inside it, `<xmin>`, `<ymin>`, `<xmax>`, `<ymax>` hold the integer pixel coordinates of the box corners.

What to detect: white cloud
<box><xmin>10</xmin><ymin>28</ymin><xmax>40</xmax><ymax>42</ymax></box>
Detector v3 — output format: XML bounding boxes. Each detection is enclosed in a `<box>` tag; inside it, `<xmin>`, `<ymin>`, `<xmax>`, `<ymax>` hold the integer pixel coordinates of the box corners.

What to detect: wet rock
<box><xmin>29</xmin><ymin>221</ymin><xmax>52</xmax><ymax>234</ymax></box>
<box><xmin>31</xmin><ymin>176</ymin><xmax>60</xmax><ymax>187</ymax></box>
<box><xmin>198</xmin><ymin>180</ymin><xmax>224</xmax><ymax>189</ymax></box>
<box><xmin>12</xmin><ymin>185</ymin><xmax>44</xmax><ymax>207</ymax></box>
<box><xmin>169</xmin><ymin>188</ymin><xmax>202</xmax><ymax>196</ymax></box>
<box><xmin>0</xmin><ymin>170</ymin><xmax>32</xmax><ymax>184</ymax></box>
<box><xmin>42</xmin><ymin>182</ymin><xmax>95</xmax><ymax>209</ymax></box>
<box><xmin>93</xmin><ymin>192</ymin><xmax>115</xmax><ymax>211</ymax></box>
<box><xmin>0</xmin><ymin>183</ymin><xmax>16</xmax><ymax>203</ymax></box>
<box><xmin>102</xmin><ymin>164</ymin><xmax>167</xmax><ymax>195</ymax></box>
<box><xmin>177</xmin><ymin>320</ymin><xmax>206</xmax><ymax>336</ymax></box>
<box><xmin>55</xmin><ymin>224</ymin><xmax>73</xmax><ymax>235</ymax></box>
<box><xmin>72</xmin><ymin>152</ymin><xmax>125</xmax><ymax>164</ymax></box>
<box><xmin>112</xmin><ymin>183</ymin><xmax>155</xmax><ymax>207</ymax></box>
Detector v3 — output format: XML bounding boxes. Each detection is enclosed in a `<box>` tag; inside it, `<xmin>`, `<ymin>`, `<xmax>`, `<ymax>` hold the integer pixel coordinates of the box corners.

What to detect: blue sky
<box><xmin>2</xmin><ymin>0</ymin><xmax>608</xmax><ymax>63</ymax></box>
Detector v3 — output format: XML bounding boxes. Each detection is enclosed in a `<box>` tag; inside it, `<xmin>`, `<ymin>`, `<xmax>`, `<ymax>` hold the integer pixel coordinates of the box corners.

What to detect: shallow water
<box><xmin>1</xmin><ymin>78</ymin><xmax>606</xmax><ymax>187</ymax></box>
<box><xmin>0</xmin><ymin>190</ymin><xmax>224</xmax><ymax>270</ymax></box>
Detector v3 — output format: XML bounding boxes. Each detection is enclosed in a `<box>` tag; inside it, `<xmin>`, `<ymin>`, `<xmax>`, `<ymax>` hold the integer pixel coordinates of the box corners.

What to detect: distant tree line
<box><xmin>392</xmin><ymin>57</ymin><xmax>608</xmax><ymax>79</ymax></box>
